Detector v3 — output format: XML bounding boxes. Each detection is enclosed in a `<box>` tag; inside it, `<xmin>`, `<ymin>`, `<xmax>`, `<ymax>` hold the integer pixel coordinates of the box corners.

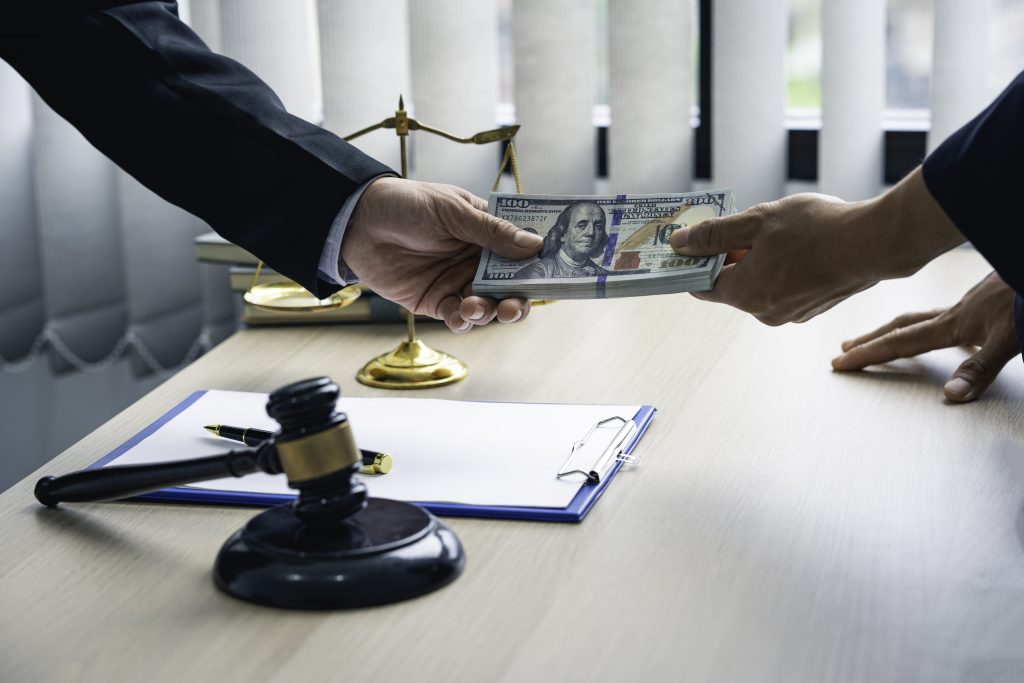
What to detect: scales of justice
<box><xmin>244</xmin><ymin>96</ymin><xmax>524</xmax><ymax>389</ymax></box>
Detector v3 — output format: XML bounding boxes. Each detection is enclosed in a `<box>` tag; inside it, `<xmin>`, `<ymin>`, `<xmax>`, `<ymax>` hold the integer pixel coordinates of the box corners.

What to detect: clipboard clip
<box><xmin>556</xmin><ymin>416</ymin><xmax>639</xmax><ymax>486</ymax></box>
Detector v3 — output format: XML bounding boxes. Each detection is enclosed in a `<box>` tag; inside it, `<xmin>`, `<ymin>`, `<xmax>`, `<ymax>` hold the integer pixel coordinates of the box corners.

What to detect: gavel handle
<box><xmin>35</xmin><ymin>448</ymin><xmax>273</xmax><ymax>507</ymax></box>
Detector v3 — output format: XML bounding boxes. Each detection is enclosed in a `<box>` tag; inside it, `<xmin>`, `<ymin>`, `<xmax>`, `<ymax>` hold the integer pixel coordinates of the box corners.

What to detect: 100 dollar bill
<box><xmin>473</xmin><ymin>190</ymin><xmax>733</xmax><ymax>299</ymax></box>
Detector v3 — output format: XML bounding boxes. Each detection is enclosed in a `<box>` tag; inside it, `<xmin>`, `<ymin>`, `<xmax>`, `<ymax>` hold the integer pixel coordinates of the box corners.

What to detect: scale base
<box><xmin>356</xmin><ymin>339</ymin><xmax>468</xmax><ymax>389</ymax></box>
<box><xmin>214</xmin><ymin>498</ymin><xmax>465</xmax><ymax>609</ymax></box>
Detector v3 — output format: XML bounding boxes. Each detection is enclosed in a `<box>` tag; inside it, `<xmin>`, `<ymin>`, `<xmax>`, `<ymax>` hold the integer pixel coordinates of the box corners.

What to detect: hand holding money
<box><xmin>473</xmin><ymin>190</ymin><xmax>734</xmax><ymax>300</ymax></box>
<box><xmin>670</xmin><ymin>169</ymin><xmax>966</xmax><ymax>325</ymax></box>
<box><xmin>344</xmin><ymin>178</ymin><xmax>543</xmax><ymax>333</ymax></box>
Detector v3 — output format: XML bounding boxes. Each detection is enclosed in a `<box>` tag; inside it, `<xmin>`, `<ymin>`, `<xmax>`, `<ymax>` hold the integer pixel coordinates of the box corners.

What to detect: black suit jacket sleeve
<box><xmin>923</xmin><ymin>70</ymin><xmax>1024</xmax><ymax>356</ymax></box>
<box><xmin>923</xmin><ymin>70</ymin><xmax>1024</xmax><ymax>295</ymax></box>
<box><xmin>1</xmin><ymin>1</ymin><xmax>394</xmax><ymax>297</ymax></box>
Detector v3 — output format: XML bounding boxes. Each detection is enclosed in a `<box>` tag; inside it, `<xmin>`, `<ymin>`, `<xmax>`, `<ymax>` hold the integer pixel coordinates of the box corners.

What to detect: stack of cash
<box><xmin>473</xmin><ymin>190</ymin><xmax>734</xmax><ymax>300</ymax></box>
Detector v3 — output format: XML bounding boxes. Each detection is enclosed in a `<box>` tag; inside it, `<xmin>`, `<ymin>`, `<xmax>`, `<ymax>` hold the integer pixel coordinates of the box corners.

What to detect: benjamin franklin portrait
<box><xmin>514</xmin><ymin>201</ymin><xmax>610</xmax><ymax>279</ymax></box>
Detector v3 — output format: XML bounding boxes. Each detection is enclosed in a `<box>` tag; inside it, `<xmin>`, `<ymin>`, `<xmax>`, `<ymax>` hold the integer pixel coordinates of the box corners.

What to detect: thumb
<box><xmin>453</xmin><ymin>206</ymin><xmax>543</xmax><ymax>259</ymax></box>
<box><xmin>943</xmin><ymin>345</ymin><xmax>1015</xmax><ymax>403</ymax></box>
<box><xmin>669</xmin><ymin>208</ymin><xmax>764</xmax><ymax>256</ymax></box>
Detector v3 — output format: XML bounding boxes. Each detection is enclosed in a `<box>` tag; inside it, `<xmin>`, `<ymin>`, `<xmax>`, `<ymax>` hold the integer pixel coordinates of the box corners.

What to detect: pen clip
<box><xmin>556</xmin><ymin>416</ymin><xmax>638</xmax><ymax>485</ymax></box>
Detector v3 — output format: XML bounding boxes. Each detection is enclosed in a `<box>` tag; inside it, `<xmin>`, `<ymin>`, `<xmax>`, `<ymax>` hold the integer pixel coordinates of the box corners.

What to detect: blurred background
<box><xmin>1</xmin><ymin>0</ymin><xmax>1023</xmax><ymax>491</ymax></box>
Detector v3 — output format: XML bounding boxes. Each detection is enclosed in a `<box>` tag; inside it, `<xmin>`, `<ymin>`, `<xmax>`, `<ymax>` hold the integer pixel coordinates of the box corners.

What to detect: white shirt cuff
<box><xmin>317</xmin><ymin>174</ymin><xmax>393</xmax><ymax>286</ymax></box>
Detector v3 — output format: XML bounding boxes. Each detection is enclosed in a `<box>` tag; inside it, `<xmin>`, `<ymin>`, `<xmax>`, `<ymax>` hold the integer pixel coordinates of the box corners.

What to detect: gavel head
<box><xmin>264</xmin><ymin>377</ymin><xmax>367</xmax><ymax>525</ymax></box>
<box><xmin>217</xmin><ymin>376</ymin><xmax>465</xmax><ymax>609</ymax></box>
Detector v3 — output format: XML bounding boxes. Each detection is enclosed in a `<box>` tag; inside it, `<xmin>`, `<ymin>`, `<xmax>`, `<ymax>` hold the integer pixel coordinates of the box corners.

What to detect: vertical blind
<box><xmin>513</xmin><ymin>0</ymin><xmax>596</xmax><ymax>195</ymax></box>
<box><xmin>608</xmin><ymin>0</ymin><xmax>693</xmax><ymax>194</ymax></box>
<box><xmin>0</xmin><ymin>62</ymin><xmax>42</xmax><ymax>364</ymax></box>
<box><xmin>318</xmin><ymin>0</ymin><xmax>410</xmax><ymax>171</ymax></box>
<box><xmin>0</xmin><ymin>0</ymin><xmax>1013</xmax><ymax>377</ymax></box>
<box><xmin>820</xmin><ymin>0</ymin><xmax>884</xmax><ymax>201</ymax></box>
<box><xmin>929</xmin><ymin>0</ymin><xmax>995</xmax><ymax>154</ymax></box>
<box><xmin>32</xmin><ymin>97</ymin><xmax>127</xmax><ymax>373</ymax></box>
<box><xmin>409</xmin><ymin>1</ymin><xmax>499</xmax><ymax>198</ymax></box>
<box><xmin>713</xmin><ymin>0</ymin><xmax>787</xmax><ymax>208</ymax></box>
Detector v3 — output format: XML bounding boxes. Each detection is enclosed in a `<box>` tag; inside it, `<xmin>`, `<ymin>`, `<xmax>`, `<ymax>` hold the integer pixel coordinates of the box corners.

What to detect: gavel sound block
<box><xmin>35</xmin><ymin>377</ymin><xmax>465</xmax><ymax>610</ymax></box>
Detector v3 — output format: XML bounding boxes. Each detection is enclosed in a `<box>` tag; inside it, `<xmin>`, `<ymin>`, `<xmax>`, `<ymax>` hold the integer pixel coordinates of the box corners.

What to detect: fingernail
<box><xmin>469</xmin><ymin>304</ymin><xmax>485</xmax><ymax>320</ymax></box>
<box><xmin>830</xmin><ymin>355</ymin><xmax>847</xmax><ymax>371</ymax></box>
<box><xmin>456</xmin><ymin>320</ymin><xmax>471</xmax><ymax>332</ymax></box>
<box><xmin>507</xmin><ymin>309</ymin><xmax>523</xmax><ymax>323</ymax></box>
<box><xmin>513</xmin><ymin>230</ymin><xmax>543</xmax><ymax>248</ymax></box>
<box><xmin>944</xmin><ymin>377</ymin><xmax>972</xmax><ymax>399</ymax></box>
<box><xmin>669</xmin><ymin>227</ymin><xmax>690</xmax><ymax>248</ymax></box>
<box><xmin>840</xmin><ymin>340</ymin><xmax>854</xmax><ymax>352</ymax></box>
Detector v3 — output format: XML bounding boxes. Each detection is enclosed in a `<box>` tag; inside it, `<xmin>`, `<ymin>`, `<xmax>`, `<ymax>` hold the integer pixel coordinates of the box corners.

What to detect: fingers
<box><xmin>437</xmin><ymin>295</ymin><xmax>472</xmax><ymax>333</ymax></box>
<box><xmin>670</xmin><ymin>205</ymin><xmax>768</xmax><ymax>256</ymax></box>
<box><xmin>496</xmin><ymin>297</ymin><xmax>530</xmax><ymax>324</ymax></box>
<box><xmin>458</xmin><ymin>295</ymin><xmax>531</xmax><ymax>325</ymax></box>
<box><xmin>724</xmin><ymin>249</ymin><xmax>749</xmax><ymax>266</ymax></box>
<box><xmin>445</xmin><ymin>190</ymin><xmax>543</xmax><ymax>259</ymax></box>
<box><xmin>839</xmin><ymin>310</ymin><xmax>942</xmax><ymax>352</ymax></box>
<box><xmin>689</xmin><ymin>264</ymin><xmax>757</xmax><ymax>319</ymax></box>
<box><xmin>943</xmin><ymin>334</ymin><xmax>1021</xmax><ymax>403</ymax></box>
<box><xmin>459</xmin><ymin>295</ymin><xmax>498</xmax><ymax>326</ymax></box>
<box><xmin>831</xmin><ymin>317</ymin><xmax>953</xmax><ymax>371</ymax></box>
<box><xmin>454</xmin><ymin>188</ymin><xmax>489</xmax><ymax>213</ymax></box>
<box><xmin>689</xmin><ymin>264</ymin><xmax>735</xmax><ymax>303</ymax></box>
<box><xmin>440</xmin><ymin>293</ymin><xmax>530</xmax><ymax>334</ymax></box>
<box><xmin>477</xmin><ymin>212</ymin><xmax>543</xmax><ymax>259</ymax></box>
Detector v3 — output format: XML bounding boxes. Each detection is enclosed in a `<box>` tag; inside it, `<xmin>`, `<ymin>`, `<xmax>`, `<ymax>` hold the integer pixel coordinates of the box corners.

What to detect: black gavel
<box><xmin>35</xmin><ymin>377</ymin><xmax>464</xmax><ymax>610</ymax></box>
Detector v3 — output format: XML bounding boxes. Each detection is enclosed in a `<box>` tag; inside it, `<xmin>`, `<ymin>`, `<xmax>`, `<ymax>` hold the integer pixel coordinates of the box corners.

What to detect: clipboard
<box><xmin>89</xmin><ymin>390</ymin><xmax>656</xmax><ymax>523</ymax></box>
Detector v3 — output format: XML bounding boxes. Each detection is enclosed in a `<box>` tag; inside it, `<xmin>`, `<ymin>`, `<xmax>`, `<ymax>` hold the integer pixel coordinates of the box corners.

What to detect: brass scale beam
<box><xmin>343</xmin><ymin>96</ymin><xmax>522</xmax><ymax>389</ymax></box>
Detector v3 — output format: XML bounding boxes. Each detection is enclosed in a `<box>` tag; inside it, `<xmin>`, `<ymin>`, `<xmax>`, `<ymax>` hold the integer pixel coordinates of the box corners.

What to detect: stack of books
<box><xmin>194</xmin><ymin>232</ymin><xmax>416</xmax><ymax>326</ymax></box>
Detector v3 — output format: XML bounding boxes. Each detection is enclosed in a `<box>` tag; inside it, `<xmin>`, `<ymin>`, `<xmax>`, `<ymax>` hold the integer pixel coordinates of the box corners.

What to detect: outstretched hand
<box><xmin>342</xmin><ymin>177</ymin><xmax>543</xmax><ymax>333</ymax></box>
<box><xmin>669</xmin><ymin>168</ymin><xmax>965</xmax><ymax>326</ymax></box>
<box><xmin>831</xmin><ymin>272</ymin><xmax>1021</xmax><ymax>402</ymax></box>
<box><xmin>670</xmin><ymin>192</ymin><xmax>881</xmax><ymax>325</ymax></box>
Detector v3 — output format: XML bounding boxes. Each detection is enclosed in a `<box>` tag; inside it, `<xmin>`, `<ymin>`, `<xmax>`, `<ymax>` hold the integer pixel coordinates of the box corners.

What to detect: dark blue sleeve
<box><xmin>923</xmin><ymin>71</ymin><xmax>1024</xmax><ymax>297</ymax></box>
<box><xmin>1</xmin><ymin>1</ymin><xmax>394</xmax><ymax>297</ymax></box>
<box><xmin>1016</xmin><ymin>295</ymin><xmax>1023</xmax><ymax>359</ymax></box>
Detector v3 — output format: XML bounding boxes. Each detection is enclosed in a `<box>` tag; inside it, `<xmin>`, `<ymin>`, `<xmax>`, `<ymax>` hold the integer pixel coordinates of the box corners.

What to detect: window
<box><xmin>495</xmin><ymin>0</ymin><xmax>1024</xmax><ymax>183</ymax></box>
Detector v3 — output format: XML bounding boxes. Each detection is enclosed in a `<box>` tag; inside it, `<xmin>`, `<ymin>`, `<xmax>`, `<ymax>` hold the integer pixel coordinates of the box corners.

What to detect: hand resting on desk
<box><xmin>666</xmin><ymin>172</ymin><xmax>1020</xmax><ymax>401</ymax></box>
<box><xmin>343</xmin><ymin>178</ymin><xmax>544</xmax><ymax>333</ymax></box>
<box><xmin>831</xmin><ymin>271</ymin><xmax>1021</xmax><ymax>402</ymax></box>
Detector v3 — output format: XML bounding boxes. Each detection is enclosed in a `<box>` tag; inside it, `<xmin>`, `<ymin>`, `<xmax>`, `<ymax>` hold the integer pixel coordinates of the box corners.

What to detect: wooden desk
<box><xmin>2</xmin><ymin>250</ymin><xmax>1022</xmax><ymax>682</ymax></box>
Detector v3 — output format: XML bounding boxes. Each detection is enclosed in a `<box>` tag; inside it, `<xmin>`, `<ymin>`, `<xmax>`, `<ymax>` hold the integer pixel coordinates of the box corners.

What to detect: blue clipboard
<box><xmin>89</xmin><ymin>391</ymin><xmax>656</xmax><ymax>523</ymax></box>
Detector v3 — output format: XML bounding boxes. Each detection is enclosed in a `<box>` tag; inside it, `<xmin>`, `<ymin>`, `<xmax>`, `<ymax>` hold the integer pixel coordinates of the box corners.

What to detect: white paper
<box><xmin>107</xmin><ymin>390</ymin><xmax>643</xmax><ymax>510</ymax></box>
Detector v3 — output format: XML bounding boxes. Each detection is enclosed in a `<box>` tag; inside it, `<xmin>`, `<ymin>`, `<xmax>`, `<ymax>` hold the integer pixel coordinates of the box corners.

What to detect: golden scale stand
<box><xmin>244</xmin><ymin>96</ymin><xmax>524</xmax><ymax>389</ymax></box>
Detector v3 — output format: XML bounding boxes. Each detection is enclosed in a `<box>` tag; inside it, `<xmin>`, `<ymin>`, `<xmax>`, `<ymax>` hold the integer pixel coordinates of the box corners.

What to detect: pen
<box><xmin>204</xmin><ymin>424</ymin><xmax>392</xmax><ymax>475</ymax></box>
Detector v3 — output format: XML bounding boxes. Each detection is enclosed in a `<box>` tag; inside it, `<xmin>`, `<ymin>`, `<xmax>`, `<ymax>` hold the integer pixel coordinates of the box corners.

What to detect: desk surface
<box><xmin>2</xmin><ymin>250</ymin><xmax>1022</xmax><ymax>683</ymax></box>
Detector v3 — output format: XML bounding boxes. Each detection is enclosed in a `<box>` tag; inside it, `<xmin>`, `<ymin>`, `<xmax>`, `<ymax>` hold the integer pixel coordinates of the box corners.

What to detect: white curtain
<box><xmin>712</xmin><ymin>0</ymin><xmax>787</xmax><ymax>209</ymax></box>
<box><xmin>512</xmin><ymin>0</ymin><xmax>596</xmax><ymax>195</ymax></box>
<box><xmin>930</xmin><ymin>0</ymin><xmax>994</xmax><ymax>153</ymax></box>
<box><xmin>820</xmin><ymin>0</ymin><xmax>885</xmax><ymax>201</ymax></box>
<box><xmin>32</xmin><ymin>97</ymin><xmax>127</xmax><ymax>373</ymax></box>
<box><xmin>0</xmin><ymin>2</ymin><xmax>236</xmax><ymax>377</ymax></box>
<box><xmin>318</xmin><ymin>0</ymin><xmax>410</xmax><ymax>170</ymax></box>
<box><xmin>116</xmin><ymin>173</ymin><xmax>208</xmax><ymax>373</ymax></box>
<box><xmin>608</xmin><ymin>0</ymin><xmax>694</xmax><ymax>194</ymax></box>
<box><xmin>0</xmin><ymin>62</ymin><xmax>43</xmax><ymax>364</ymax></box>
<box><xmin>186</xmin><ymin>0</ymin><xmax>223</xmax><ymax>52</ymax></box>
<box><xmin>408</xmin><ymin>1</ymin><xmax>500</xmax><ymax>198</ymax></box>
<box><xmin>219</xmin><ymin>0</ymin><xmax>322</xmax><ymax>122</ymax></box>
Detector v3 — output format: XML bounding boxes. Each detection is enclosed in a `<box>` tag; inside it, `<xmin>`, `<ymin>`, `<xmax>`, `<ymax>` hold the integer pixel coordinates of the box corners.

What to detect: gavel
<box><xmin>35</xmin><ymin>377</ymin><xmax>465</xmax><ymax>610</ymax></box>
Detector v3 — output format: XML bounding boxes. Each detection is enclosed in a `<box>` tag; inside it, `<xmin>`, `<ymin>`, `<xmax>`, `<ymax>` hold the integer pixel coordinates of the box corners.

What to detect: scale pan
<box><xmin>244</xmin><ymin>282</ymin><xmax>362</xmax><ymax>312</ymax></box>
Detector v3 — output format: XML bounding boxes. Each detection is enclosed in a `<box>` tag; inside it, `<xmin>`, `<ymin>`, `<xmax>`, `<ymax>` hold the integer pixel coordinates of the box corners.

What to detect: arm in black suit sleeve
<box><xmin>923</xmin><ymin>71</ymin><xmax>1024</xmax><ymax>297</ymax></box>
<box><xmin>0</xmin><ymin>1</ymin><xmax>393</xmax><ymax>297</ymax></box>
